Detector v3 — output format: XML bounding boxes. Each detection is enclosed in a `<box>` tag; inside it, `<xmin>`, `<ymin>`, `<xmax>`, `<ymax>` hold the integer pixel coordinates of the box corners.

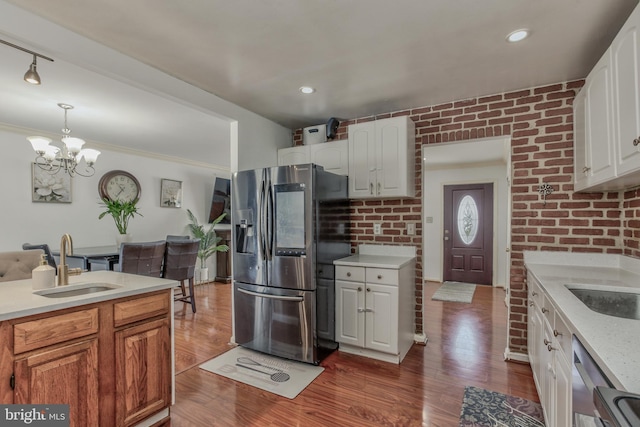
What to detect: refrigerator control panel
<box><xmin>276</xmin><ymin>249</ymin><xmax>306</xmax><ymax>257</ymax></box>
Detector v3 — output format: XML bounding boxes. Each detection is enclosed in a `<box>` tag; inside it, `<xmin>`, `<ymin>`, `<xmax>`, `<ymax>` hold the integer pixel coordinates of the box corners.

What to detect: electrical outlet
<box><xmin>407</xmin><ymin>223</ymin><xmax>415</xmax><ymax>235</ymax></box>
<box><xmin>373</xmin><ymin>223</ymin><xmax>382</xmax><ymax>235</ymax></box>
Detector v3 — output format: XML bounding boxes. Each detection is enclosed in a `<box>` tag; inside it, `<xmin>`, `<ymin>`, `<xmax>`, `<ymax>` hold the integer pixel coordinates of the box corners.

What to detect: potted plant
<box><xmin>98</xmin><ymin>198</ymin><xmax>143</xmax><ymax>245</ymax></box>
<box><xmin>187</xmin><ymin>209</ymin><xmax>229</xmax><ymax>283</ymax></box>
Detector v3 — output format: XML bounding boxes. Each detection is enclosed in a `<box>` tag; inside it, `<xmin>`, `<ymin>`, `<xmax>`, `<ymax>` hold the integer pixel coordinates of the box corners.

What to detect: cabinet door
<box><xmin>115</xmin><ymin>318</ymin><xmax>171</xmax><ymax>427</ymax></box>
<box><xmin>335</xmin><ymin>280</ymin><xmax>364</xmax><ymax>347</ymax></box>
<box><xmin>554</xmin><ymin>350</ymin><xmax>572</xmax><ymax>427</ymax></box>
<box><xmin>573</xmin><ymin>88</ymin><xmax>588</xmax><ymax>191</ymax></box>
<box><xmin>348</xmin><ymin>122</ymin><xmax>376</xmax><ymax>197</ymax></box>
<box><xmin>584</xmin><ymin>51</ymin><xmax>616</xmax><ymax>186</ymax></box>
<box><xmin>541</xmin><ymin>317</ymin><xmax>555</xmax><ymax>426</ymax></box>
<box><xmin>310</xmin><ymin>140</ymin><xmax>348</xmax><ymax>175</ymax></box>
<box><xmin>278</xmin><ymin>146</ymin><xmax>309</xmax><ymax>166</ymax></box>
<box><xmin>364</xmin><ymin>283</ymin><xmax>398</xmax><ymax>354</ymax></box>
<box><xmin>376</xmin><ymin>116</ymin><xmax>411</xmax><ymax>197</ymax></box>
<box><xmin>14</xmin><ymin>339</ymin><xmax>99</xmax><ymax>427</ymax></box>
<box><xmin>613</xmin><ymin>9</ymin><xmax>640</xmax><ymax>175</ymax></box>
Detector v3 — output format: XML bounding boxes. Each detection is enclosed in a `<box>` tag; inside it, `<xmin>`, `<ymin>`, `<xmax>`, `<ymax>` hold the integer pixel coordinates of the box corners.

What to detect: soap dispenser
<box><xmin>32</xmin><ymin>254</ymin><xmax>55</xmax><ymax>290</ymax></box>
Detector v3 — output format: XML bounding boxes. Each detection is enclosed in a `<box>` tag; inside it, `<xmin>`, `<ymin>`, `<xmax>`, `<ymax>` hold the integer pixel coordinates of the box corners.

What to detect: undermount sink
<box><xmin>567</xmin><ymin>286</ymin><xmax>640</xmax><ymax>320</ymax></box>
<box><xmin>34</xmin><ymin>282</ymin><xmax>122</xmax><ymax>298</ymax></box>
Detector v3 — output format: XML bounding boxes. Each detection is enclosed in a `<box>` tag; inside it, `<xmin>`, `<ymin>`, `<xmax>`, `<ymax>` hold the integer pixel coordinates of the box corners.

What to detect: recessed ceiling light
<box><xmin>299</xmin><ymin>86</ymin><xmax>315</xmax><ymax>94</ymax></box>
<box><xmin>506</xmin><ymin>29</ymin><xmax>530</xmax><ymax>43</ymax></box>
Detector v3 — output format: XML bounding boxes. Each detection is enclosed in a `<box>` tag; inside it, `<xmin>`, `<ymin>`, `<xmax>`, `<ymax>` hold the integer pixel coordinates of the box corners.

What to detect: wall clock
<box><xmin>98</xmin><ymin>170</ymin><xmax>141</xmax><ymax>203</ymax></box>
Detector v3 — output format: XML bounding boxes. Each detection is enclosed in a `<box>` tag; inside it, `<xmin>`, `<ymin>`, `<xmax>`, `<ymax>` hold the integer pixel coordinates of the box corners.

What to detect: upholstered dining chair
<box><xmin>0</xmin><ymin>250</ymin><xmax>43</xmax><ymax>282</ymax></box>
<box><xmin>163</xmin><ymin>239</ymin><xmax>200</xmax><ymax>313</ymax></box>
<box><xmin>22</xmin><ymin>243</ymin><xmax>57</xmax><ymax>271</ymax></box>
<box><xmin>118</xmin><ymin>241</ymin><xmax>166</xmax><ymax>277</ymax></box>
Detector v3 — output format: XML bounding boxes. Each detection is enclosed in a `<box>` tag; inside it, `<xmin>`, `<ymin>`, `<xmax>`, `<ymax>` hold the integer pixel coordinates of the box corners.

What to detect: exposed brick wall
<box><xmin>293</xmin><ymin>80</ymin><xmax>640</xmax><ymax>352</ymax></box>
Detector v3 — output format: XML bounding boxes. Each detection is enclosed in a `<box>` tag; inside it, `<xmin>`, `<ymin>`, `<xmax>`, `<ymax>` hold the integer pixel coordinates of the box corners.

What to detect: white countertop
<box><xmin>524</xmin><ymin>251</ymin><xmax>640</xmax><ymax>394</ymax></box>
<box><xmin>0</xmin><ymin>271</ymin><xmax>177</xmax><ymax>321</ymax></box>
<box><xmin>333</xmin><ymin>244</ymin><xmax>417</xmax><ymax>269</ymax></box>
<box><xmin>334</xmin><ymin>254</ymin><xmax>415</xmax><ymax>269</ymax></box>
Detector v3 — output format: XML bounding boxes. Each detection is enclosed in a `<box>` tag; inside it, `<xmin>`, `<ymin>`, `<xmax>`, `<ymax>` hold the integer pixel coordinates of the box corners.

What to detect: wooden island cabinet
<box><xmin>0</xmin><ymin>289</ymin><xmax>172</xmax><ymax>427</ymax></box>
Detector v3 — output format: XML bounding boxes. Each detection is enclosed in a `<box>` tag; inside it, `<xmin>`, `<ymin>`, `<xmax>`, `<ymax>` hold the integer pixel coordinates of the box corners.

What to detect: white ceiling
<box><xmin>1</xmin><ymin>0</ymin><xmax>639</xmax><ymax>166</ymax></box>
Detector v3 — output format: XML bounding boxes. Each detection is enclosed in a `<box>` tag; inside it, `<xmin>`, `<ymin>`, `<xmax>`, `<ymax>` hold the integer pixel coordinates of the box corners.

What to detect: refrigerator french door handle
<box><xmin>259</xmin><ymin>178</ymin><xmax>267</xmax><ymax>258</ymax></box>
<box><xmin>266</xmin><ymin>183</ymin><xmax>274</xmax><ymax>259</ymax></box>
<box><xmin>237</xmin><ymin>287</ymin><xmax>304</xmax><ymax>302</ymax></box>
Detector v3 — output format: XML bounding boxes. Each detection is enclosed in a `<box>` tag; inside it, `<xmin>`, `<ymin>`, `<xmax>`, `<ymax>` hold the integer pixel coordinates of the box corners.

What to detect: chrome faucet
<box><xmin>58</xmin><ymin>233</ymin><xmax>82</xmax><ymax>286</ymax></box>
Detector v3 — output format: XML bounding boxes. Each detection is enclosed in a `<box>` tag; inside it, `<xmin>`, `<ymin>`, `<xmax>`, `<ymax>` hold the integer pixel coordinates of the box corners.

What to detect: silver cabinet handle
<box><xmin>357</xmin><ymin>308</ymin><xmax>373</xmax><ymax>313</ymax></box>
<box><xmin>377</xmin><ymin>274</ymin><xmax>382</xmax><ymax>279</ymax></box>
<box><xmin>366</xmin><ymin>287</ymin><xmax>371</xmax><ymax>292</ymax></box>
<box><xmin>543</xmin><ymin>338</ymin><xmax>551</xmax><ymax>345</ymax></box>
<box><xmin>553</xmin><ymin>329</ymin><xmax>562</xmax><ymax>337</ymax></box>
<box><xmin>547</xmin><ymin>345</ymin><xmax>557</xmax><ymax>352</ymax></box>
<box><xmin>357</xmin><ymin>286</ymin><xmax>362</xmax><ymax>292</ymax></box>
<box><xmin>532</xmin><ymin>291</ymin><xmax>538</xmax><ymax>297</ymax></box>
<box><xmin>541</xmin><ymin>307</ymin><xmax>549</xmax><ymax>314</ymax></box>
<box><xmin>370</xmin><ymin>182</ymin><xmax>373</xmax><ymax>195</ymax></box>
<box><xmin>583</xmin><ymin>166</ymin><xmax>591</xmax><ymax>173</ymax></box>
<box><xmin>347</xmin><ymin>272</ymin><xmax>351</xmax><ymax>277</ymax></box>
<box><xmin>634</xmin><ymin>138</ymin><xmax>640</xmax><ymax>146</ymax></box>
<box><xmin>377</xmin><ymin>182</ymin><xmax>381</xmax><ymax>194</ymax></box>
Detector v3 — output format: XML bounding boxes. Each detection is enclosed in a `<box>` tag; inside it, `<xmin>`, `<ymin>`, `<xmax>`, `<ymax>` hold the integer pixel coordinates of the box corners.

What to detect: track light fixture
<box><xmin>0</xmin><ymin>38</ymin><xmax>54</xmax><ymax>85</ymax></box>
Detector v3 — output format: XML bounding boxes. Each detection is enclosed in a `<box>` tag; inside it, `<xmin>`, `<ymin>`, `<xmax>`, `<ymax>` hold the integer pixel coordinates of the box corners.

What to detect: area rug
<box><xmin>199</xmin><ymin>346</ymin><xmax>324</xmax><ymax>399</ymax></box>
<box><xmin>459</xmin><ymin>386</ymin><xmax>545</xmax><ymax>427</ymax></box>
<box><xmin>432</xmin><ymin>281</ymin><xmax>477</xmax><ymax>303</ymax></box>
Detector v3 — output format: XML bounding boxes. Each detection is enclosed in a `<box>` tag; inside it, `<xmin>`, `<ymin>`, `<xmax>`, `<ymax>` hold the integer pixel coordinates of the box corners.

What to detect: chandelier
<box><xmin>28</xmin><ymin>103</ymin><xmax>100</xmax><ymax>178</ymax></box>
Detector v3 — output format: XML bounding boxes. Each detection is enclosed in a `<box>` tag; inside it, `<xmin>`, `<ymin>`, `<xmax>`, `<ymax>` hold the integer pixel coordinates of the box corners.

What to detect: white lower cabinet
<box><xmin>334</xmin><ymin>259</ymin><xmax>414</xmax><ymax>364</ymax></box>
<box><xmin>527</xmin><ymin>272</ymin><xmax>572</xmax><ymax>427</ymax></box>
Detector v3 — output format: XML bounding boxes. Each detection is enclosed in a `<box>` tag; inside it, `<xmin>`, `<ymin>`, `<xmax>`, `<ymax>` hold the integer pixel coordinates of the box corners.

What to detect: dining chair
<box><xmin>0</xmin><ymin>250</ymin><xmax>43</xmax><ymax>282</ymax></box>
<box><xmin>163</xmin><ymin>239</ymin><xmax>200</xmax><ymax>313</ymax></box>
<box><xmin>166</xmin><ymin>235</ymin><xmax>190</xmax><ymax>241</ymax></box>
<box><xmin>22</xmin><ymin>243</ymin><xmax>57</xmax><ymax>271</ymax></box>
<box><xmin>118</xmin><ymin>241</ymin><xmax>166</xmax><ymax>277</ymax></box>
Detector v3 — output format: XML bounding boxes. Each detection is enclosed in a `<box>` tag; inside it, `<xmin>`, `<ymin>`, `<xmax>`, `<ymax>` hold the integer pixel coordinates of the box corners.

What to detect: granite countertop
<box><xmin>334</xmin><ymin>254</ymin><xmax>415</xmax><ymax>269</ymax></box>
<box><xmin>0</xmin><ymin>271</ymin><xmax>177</xmax><ymax>321</ymax></box>
<box><xmin>334</xmin><ymin>244</ymin><xmax>417</xmax><ymax>269</ymax></box>
<box><xmin>524</xmin><ymin>251</ymin><xmax>640</xmax><ymax>394</ymax></box>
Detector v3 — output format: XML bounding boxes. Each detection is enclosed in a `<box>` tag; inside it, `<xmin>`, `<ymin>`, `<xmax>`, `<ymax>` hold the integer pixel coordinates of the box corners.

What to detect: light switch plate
<box><xmin>407</xmin><ymin>223</ymin><xmax>415</xmax><ymax>235</ymax></box>
<box><xmin>373</xmin><ymin>223</ymin><xmax>382</xmax><ymax>235</ymax></box>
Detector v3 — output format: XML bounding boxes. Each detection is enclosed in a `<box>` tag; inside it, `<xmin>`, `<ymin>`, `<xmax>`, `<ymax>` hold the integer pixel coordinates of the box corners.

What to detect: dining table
<box><xmin>52</xmin><ymin>245</ymin><xmax>120</xmax><ymax>271</ymax></box>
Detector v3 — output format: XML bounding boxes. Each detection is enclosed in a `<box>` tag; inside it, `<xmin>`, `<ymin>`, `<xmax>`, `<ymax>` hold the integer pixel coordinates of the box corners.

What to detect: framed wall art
<box><xmin>161</xmin><ymin>178</ymin><xmax>182</xmax><ymax>208</ymax></box>
<box><xmin>32</xmin><ymin>163</ymin><xmax>72</xmax><ymax>203</ymax></box>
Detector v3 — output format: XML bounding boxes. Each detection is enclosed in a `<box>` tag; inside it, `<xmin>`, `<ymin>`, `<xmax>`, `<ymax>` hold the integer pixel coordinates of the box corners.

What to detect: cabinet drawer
<box><xmin>554</xmin><ymin>311</ymin><xmax>572</xmax><ymax>358</ymax></box>
<box><xmin>366</xmin><ymin>268</ymin><xmax>398</xmax><ymax>286</ymax></box>
<box><xmin>114</xmin><ymin>292</ymin><xmax>169</xmax><ymax>328</ymax></box>
<box><xmin>14</xmin><ymin>308</ymin><xmax>99</xmax><ymax>354</ymax></box>
<box><xmin>336</xmin><ymin>266</ymin><xmax>365</xmax><ymax>282</ymax></box>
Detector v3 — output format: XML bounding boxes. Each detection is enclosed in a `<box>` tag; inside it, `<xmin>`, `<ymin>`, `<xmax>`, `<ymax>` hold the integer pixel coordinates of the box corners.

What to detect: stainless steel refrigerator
<box><xmin>232</xmin><ymin>164</ymin><xmax>350</xmax><ymax>364</ymax></box>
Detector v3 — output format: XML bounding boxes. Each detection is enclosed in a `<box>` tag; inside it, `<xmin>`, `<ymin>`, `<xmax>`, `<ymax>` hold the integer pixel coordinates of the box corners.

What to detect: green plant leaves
<box><xmin>98</xmin><ymin>198</ymin><xmax>142</xmax><ymax>234</ymax></box>
<box><xmin>187</xmin><ymin>209</ymin><xmax>229</xmax><ymax>268</ymax></box>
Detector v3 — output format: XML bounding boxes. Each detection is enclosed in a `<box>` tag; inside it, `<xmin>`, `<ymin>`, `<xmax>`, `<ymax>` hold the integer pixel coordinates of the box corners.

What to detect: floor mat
<box><xmin>432</xmin><ymin>281</ymin><xmax>476</xmax><ymax>303</ymax></box>
<box><xmin>459</xmin><ymin>386</ymin><xmax>545</xmax><ymax>427</ymax></box>
<box><xmin>199</xmin><ymin>346</ymin><xmax>324</xmax><ymax>399</ymax></box>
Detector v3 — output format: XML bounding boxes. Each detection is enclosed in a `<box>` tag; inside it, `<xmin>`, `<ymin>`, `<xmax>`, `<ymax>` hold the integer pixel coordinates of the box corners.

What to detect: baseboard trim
<box><xmin>504</xmin><ymin>348</ymin><xmax>529</xmax><ymax>363</ymax></box>
<box><xmin>414</xmin><ymin>333</ymin><xmax>428</xmax><ymax>345</ymax></box>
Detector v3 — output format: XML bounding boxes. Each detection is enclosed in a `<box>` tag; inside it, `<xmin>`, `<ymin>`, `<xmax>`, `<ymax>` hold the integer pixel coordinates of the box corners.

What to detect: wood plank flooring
<box><xmin>168</xmin><ymin>281</ymin><xmax>538</xmax><ymax>426</ymax></box>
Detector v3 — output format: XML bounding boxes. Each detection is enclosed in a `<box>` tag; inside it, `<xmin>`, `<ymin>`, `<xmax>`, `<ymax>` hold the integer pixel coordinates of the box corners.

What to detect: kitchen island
<box><xmin>0</xmin><ymin>271</ymin><xmax>177</xmax><ymax>427</ymax></box>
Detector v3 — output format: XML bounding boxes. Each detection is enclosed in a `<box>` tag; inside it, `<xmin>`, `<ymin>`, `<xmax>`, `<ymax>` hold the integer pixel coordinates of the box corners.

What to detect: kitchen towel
<box><xmin>432</xmin><ymin>281</ymin><xmax>476</xmax><ymax>303</ymax></box>
<box><xmin>199</xmin><ymin>346</ymin><xmax>324</xmax><ymax>399</ymax></box>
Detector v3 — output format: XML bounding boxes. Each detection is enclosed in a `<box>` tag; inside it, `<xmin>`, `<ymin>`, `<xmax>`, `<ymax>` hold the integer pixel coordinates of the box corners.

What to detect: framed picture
<box><xmin>32</xmin><ymin>163</ymin><xmax>72</xmax><ymax>203</ymax></box>
<box><xmin>161</xmin><ymin>178</ymin><xmax>182</xmax><ymax>208</ymax></box>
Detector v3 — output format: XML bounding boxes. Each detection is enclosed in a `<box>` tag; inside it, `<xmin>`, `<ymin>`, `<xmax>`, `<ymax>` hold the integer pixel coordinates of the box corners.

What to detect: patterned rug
<box><xmin>459</xmin><ymin>386</ymin><xmax>545</xmax><ymax>427</ymax></box>
<box><xmin>432</xmin><ymin>281</ymin><xmax>476</xmax><ymax>303</ymax></box>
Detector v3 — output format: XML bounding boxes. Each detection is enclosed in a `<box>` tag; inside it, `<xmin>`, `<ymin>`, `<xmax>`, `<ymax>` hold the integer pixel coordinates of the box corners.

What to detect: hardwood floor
<box><xmin>168</xmin><ymin>281</ymin><xmax>538</xmax><ymax>426</ymax></box>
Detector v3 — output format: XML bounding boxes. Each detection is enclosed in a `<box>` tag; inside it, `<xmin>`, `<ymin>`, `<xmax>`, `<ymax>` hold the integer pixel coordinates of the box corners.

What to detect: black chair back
<box><xmin>119</xmin><ymin>241</ymin><xmax>166</xmax><ymax>277</ymax></box>
<box><xmin>163</xmin><ymin>239</ymin><xmax>200</xmax><ymax>312</ymax></box>
<box><xmin>22</xmin><ymin>243</ymin><xmax>57</xmax><ymax>270</ymax></box>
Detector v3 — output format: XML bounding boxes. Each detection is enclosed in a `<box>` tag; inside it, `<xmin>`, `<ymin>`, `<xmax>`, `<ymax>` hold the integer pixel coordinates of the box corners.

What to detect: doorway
<box><xmin>443</xmin><ymin>183</ymin><xmax>493</xmax><ymax>285</ymax></box>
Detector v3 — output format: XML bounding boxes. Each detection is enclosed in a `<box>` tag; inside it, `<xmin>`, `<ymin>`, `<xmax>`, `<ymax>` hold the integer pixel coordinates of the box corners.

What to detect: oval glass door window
<box><xmin>457</xmin><ymin>195</ymin><xmax>479</xmax><ymax>245</ymax></box>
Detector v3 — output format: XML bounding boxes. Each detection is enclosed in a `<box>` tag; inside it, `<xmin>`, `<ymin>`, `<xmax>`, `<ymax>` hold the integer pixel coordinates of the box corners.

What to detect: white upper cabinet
<box><xmin>348</xmin><ymin>116</ymin><xmax>415</xmax><ymax>198</ymax></box>
<box><xmin>613</xmin><ymin>8</ymin><xmax>640</xmax><ymax>176</ymax></box>
<box><xmin>277</xmin><ymin>140</ymin><xmax>348</xmax><ymax>175</ymax></box>
<box><xmin>574</xmin><ymin>3</ymin><xmax>640</xmax><ymax>191</ymax></box>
